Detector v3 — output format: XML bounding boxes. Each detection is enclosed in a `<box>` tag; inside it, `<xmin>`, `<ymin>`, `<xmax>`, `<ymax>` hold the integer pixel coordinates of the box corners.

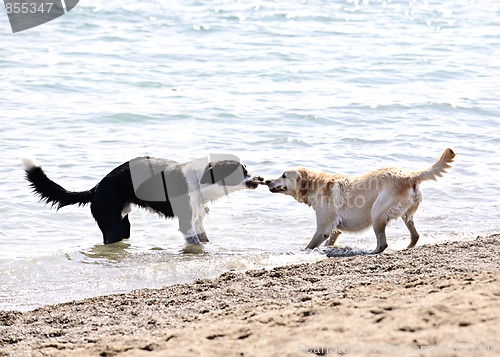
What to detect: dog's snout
<box><xmin>265</xmin><ymin>179</ymin><xmax>272</xmax><ymax>186</ymax></box>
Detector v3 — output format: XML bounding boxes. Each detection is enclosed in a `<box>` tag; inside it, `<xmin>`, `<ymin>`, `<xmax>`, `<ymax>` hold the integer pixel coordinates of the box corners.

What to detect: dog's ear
<box><xmin>299</xmin><ymin>179</ymin><xmax>309</xmax><ymax>196</ymax></box>
<box><xmin>200</xmin><ymin>161</ymin><xmax>244</xmax><ymax>186</ymax></box>
<box><xmin>298</xmin><ymin>170</ymin><xmax>309</xmax><ymax>196</ymax></box>
<box><xmin>200</xmin><ymin>163</ymin><xmax>216</xmax><ymax>184</ymax></box>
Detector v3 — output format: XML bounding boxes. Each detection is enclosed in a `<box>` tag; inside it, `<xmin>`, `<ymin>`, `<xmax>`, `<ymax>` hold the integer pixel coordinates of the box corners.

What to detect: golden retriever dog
<box><xmin>266</xmin><ymin>148</ymin><xmax>455</xmax><ymax>253</ymax></box>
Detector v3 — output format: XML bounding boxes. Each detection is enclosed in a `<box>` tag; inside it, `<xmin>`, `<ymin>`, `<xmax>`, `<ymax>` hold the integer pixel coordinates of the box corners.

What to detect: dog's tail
<box><xmin>21</xmin><ymin>156</ymin><xmax>95</xmax><ymax>209</ymax></box>
<box><xmin>410</xmin><ymin>148</ymin><xmax>456</xmax><ymax>183</ymax></box>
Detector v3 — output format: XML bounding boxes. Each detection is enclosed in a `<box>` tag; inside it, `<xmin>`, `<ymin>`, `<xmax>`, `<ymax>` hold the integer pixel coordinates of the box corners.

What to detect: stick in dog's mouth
<box><xmin>270</xmin><ymin>185</ymin><xmax>287</xmax><ymax>192</ymax></box>
<box><xmin>245</xmin><ymin>176</ymin><xmax>266</xmax><ymax>189</ymax></box>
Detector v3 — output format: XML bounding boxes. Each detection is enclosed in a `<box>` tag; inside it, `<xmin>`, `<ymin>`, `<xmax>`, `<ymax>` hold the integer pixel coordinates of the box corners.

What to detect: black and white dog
<box><xmin>22</xmin><ymin>155</ymin><xmax>264</xmax><ymax>246</ymax></box>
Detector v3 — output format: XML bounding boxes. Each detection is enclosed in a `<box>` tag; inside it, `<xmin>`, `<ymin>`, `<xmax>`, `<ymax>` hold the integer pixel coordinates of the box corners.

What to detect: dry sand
<box><xmin>1</xmin><ymin>235</ymin><xmax>499</xmax><ymax>357</ymax></box>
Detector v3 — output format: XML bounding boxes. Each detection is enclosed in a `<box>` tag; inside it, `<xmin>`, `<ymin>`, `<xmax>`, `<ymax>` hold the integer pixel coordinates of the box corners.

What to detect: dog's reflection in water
<box><xmin>80</xmin><ymin>241</ymin><xmax>132</xmax><ymax>263</ymax></box>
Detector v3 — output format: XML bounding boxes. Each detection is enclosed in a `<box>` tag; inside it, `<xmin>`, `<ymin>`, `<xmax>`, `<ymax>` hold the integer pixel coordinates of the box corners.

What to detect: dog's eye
<box><xmin>281</xmin><ymin>172</ymin><xmax>286</xmax><ymax>179</ymax></box>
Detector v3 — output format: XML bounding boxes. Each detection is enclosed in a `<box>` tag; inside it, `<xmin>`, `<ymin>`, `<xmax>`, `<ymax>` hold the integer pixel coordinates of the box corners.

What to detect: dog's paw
<box><xmin>197</xmin><ymin>232</ymin><xmax>209</xmax><ymax>243</ymax></box>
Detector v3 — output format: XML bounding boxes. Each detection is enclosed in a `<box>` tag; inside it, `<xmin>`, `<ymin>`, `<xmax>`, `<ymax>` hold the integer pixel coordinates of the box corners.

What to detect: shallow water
<box><xmin>1</xmin><ymin>0</ymin><xmax>499</xmax><ymax>311</ymax></box>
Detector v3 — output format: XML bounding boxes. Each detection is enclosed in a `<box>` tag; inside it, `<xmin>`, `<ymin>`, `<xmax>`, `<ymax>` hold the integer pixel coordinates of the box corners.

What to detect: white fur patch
<box><xmin>121</xmin><ymin>204</ymin><xmax>131</xmax><ymax>217</ymax></box>
<box><xmin>181</xmin><ymin>159</ymin><xmax>248</xmax><ymax>237</ymax></box>
<box><xmin>20</xmin><ymin>156</ymin><xmax>39</xmax><ymax>171</ymax></box>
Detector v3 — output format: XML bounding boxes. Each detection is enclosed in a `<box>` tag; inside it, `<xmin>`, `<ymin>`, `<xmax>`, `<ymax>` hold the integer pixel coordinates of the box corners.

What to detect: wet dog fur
<box><xmin>266</xmin><ymin>149</ymin><xmax>455</xmax><ymax>253</ymax></box>
<box><xmin>22</xmin><ymin>156</ymin><xmax>264</xmax><ymax>246</ymax></box>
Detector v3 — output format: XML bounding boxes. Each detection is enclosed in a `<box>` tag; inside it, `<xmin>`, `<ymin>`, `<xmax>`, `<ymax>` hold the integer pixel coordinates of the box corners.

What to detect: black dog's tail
<box><xmin>21</xmin><ymin>157</ymin><xmax>95</xmax><ymax>210</ymax></box>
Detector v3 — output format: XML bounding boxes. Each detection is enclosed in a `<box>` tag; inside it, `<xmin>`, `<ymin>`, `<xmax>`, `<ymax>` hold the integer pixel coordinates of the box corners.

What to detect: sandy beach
<box><xmin>1</xmin><ymin>235</ymin><xmax>499</xmax><ymax>357</ymax></box>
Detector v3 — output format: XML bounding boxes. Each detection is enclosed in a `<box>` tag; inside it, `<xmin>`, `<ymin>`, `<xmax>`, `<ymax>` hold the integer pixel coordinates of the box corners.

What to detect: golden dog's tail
<box><xmin>411</xmin><ymin>148</ymin><xmax>456</xmax><ymax>182</ymax></box>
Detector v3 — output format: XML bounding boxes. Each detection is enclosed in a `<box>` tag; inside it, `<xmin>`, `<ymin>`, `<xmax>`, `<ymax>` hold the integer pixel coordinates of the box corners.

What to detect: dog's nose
<box><xmin>265</xmin><ymin>180</ymin><xmax>272</xmax><ymax>185</ymax></box>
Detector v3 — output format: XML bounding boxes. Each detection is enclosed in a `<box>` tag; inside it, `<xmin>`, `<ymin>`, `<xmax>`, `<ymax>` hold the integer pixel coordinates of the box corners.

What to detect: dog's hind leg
<box><xmin>404</xmin><ymin>218</ymin><xmax>420</xmax><ymax>249</ymax></box>
<box><xmin>324</xmin><ymin>231</ymin><xmax>341</xmax><ymax>246</ymax></box>
<box><xmin>404</xmin><ymin>186</ymin><xmax>422</xmax><ymax>249</ymax></box>
<box><xmin>91</xmin><ymin>202</ymin><xmax>124</xmax><ymax>244</ymax></box>
<box><xmin>371</xmin><ymin>191</ymin><xmax>400</xmax><ymax>253</ymax></box>
<box><xmin>372</xmin><ymin>218</ymin><xmax>389</xmax><ymax>254</ymax></box>
<box><xmin>97</xmin><ymin>214</ymin><xmax>123</xmax><ymax>244</ymax></box>
<box><xmin>371</xmin><ymin>203</ymin><xmax>389</xmax><ymax>253</ymax></box>
<box><xmin>122</xmin><ymin>214</ymin><xmax>131</xmax><ymax>239</ymax></box>
<box><xmin>121</xmin><ymin>204</ymin><xmax>131</xmax><ymax>239</ymax></box>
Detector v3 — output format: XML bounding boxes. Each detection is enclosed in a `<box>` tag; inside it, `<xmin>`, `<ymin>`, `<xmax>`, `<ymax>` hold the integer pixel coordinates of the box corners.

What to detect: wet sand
<box><xmin>1</xmin><ymin>235</ymin><xmax>499</xmax><ymax>356</ymax></box>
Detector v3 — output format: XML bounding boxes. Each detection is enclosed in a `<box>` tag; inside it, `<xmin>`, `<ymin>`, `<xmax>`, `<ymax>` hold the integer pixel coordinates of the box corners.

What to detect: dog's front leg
<box><xmin>185</xmin><ymin>234</ymin><xmax>202</xmax><ymax>245</ymax></box>
<box><xmin>177</xmin><ymin>213</ymin><xmax>202</xmax><ymax>246</ymax></box>
<box><xmin>170</xmin><ymin>196</ymin><xmax>204</xmax><ymax>247</ymax></box>
<box><xmin>306</xmin><ymin>210</ymin><xmax>336</xmax><ymax>249</ymax></box>
<box><xmin>194</xmin><ymin>216</ymin><xmax>209</xmax><ymax>243</ymax></box>
<box><xmin>197</xmin><ymin>232</ymin><xmax>209</xmax><ymax>243</ymax></box>
<box><xmin>189</xmin><ymin>204</ymin><xmax>209</xmax><ymax>243</ymax></box>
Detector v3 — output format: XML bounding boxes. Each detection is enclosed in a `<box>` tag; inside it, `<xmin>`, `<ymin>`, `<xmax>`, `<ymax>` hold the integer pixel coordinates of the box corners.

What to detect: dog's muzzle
<box><xmin>266</xmin><ymin>180</ymin><xmax>287</xmax><ymax>193</ymax></box>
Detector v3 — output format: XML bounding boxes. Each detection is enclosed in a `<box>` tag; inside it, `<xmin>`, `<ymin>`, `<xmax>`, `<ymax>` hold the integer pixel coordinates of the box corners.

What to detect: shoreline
<box><xmin>1</xmin><ymin>235</ymin><xmax>499</xmax><ymax>356</ymax></box>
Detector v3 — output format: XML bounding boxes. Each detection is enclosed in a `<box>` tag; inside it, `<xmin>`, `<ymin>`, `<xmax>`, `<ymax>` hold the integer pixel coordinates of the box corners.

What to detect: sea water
<box><xmin>0</xmin><ymin>0</ymin><xmax>499</xmax><ymax>310</ymax></box>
